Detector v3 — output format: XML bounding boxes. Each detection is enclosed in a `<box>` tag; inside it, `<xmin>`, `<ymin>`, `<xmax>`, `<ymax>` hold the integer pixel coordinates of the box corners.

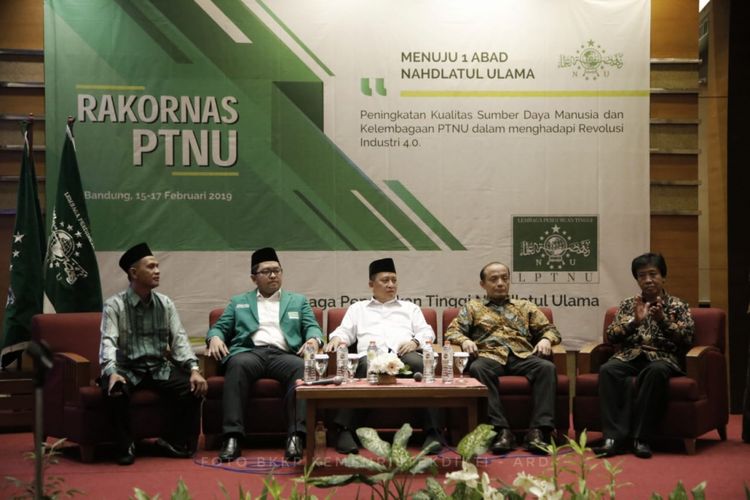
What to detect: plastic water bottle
<box><xmin>336</xmin><ymin>343</ymin><xmax>348</xmax><ymax>383</ymax></box>
<box><xmin>303</xmin><ymin>342</ymin><xmax>316</xmax><ymax>383</ymax></box>
<box><xmin>367</xmin><ymin>340</ymin><xmax>378</xmax><ymax>384</ymax></box>
<box><xmin>423</xmin><ymin>343</ymin><xmax>435</xmax><ymax>383</ymax></box>
<box><xmin>442</xmin><ymin>341</ymin><xmax>454</xmax><ymax>384</ymax></box>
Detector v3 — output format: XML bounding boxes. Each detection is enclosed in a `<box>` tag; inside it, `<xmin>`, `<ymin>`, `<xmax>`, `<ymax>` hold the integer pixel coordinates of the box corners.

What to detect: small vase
<box><xmin>377</xmin><ymin>374</ymin><xmax>397</xmax><ymax>385</ymax></box>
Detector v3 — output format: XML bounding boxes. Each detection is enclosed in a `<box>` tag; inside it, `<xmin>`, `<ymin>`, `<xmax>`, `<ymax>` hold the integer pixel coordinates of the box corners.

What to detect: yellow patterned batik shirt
<box><xmin>444</xmin><ymin>298</ymin><xmax>561</xmax><ymax>365</ymax></box>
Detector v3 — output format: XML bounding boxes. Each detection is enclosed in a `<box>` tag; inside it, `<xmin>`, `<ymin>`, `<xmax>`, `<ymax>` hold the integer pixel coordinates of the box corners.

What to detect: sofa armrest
<box><xmin>685</xmin><ymin>345</ymin><xmax>719</xmax><ymax>397</ymax></box>
<box><xmin>199</xmin><ymin>353</ymin><xmax>220</xmax><ymax>378</ymax></box>
<box><xmin>552</xmin><ymin>344</ymin><xmax>567</xmax><ymax>375</ymax></box>
<box><xmin>55</xmin><ymin>352</ymin><xmax>93</xmax><ymax>404</ymax></box>
<box><xmin>577</xmin><ymin>342</ymin><xmax>615</xmax><ymax>374</ymax></box>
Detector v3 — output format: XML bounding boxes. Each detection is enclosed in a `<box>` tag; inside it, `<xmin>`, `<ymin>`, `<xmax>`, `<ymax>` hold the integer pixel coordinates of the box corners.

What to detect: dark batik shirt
<box><xmin>606</xmin><ymin>292</ymin><xmax>694</xmax><ymax>372</ymax></box>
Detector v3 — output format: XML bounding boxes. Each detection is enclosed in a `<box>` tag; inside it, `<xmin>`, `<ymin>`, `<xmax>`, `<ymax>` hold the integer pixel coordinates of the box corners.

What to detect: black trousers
<box><xmin>334</xmin><ymin>351</ymin><xmax>444</xmax><ymax>431</ymax></box>
<box><xmin>222</xmin><ymin>347</ymin><xmax>305</xmax><ymax>437</ymax></box>
<box><xmin>102</xmin><ymin>367</ymin><xmax>200</xmax><ymax>452</ymax></box>
<box><xmin>598</xmin><ymin>355</ymin><xmax>679</xmax><ymax>441</ymax></box>
<box><xmin>467</xmin><ymin>354</ymin><xmax>556</xmax><ymax>430</ymax></box>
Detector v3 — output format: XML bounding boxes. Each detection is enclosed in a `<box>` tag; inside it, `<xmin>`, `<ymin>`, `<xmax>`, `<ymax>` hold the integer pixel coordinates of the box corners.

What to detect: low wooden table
<box><xmin>296</xmin><ymin>378</ymin><xmax>488</xmax><ymax>465</ymax></box>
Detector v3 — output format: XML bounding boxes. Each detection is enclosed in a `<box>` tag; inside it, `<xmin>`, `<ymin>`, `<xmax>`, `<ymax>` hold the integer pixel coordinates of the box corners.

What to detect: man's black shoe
<box><xmin>491</xmin><ymin>428</ymin><xmax>516</xmax><ymax>455</ymax></box>
<box><xmin>218</xmin><ymin>436</ymin><xmax>241</xmax><ymax>462</ymax></box>
<box><xmin>117</xmin><ymin>442</ymin><xmax>136</xmax><ymax>466</ymax></box>
<box><xmin>523</xmin><ymin>428</ymin><xmax>550</xmax><ymax>455</ymax></box>
<box><xmin>185</xmin><ymin>437</ymin><xmax>198</xmax><ymax>457</ymax></box>
<box><xmin>592</xmin><ymin>438</ymin><xmax>625</xmax><ymax>457</ymax></box>
<box><xmin>335</xmin><ymin>428</ymin><xmax>359</xmax><ymax>455</ymax></box>
<box><xmin>284</xmin><ymin>434</ymin><xmax>304</xmax><ymax>462</ymax></box>
<box><xmin>155</xmin><ymin>438</ymin><xmax>191</xmax><ymax>459</ymax></box>
<box><xmin>633</xmin><ymin>439</ymin><xmax>652</xmax><ymax>459</ymax></box>
<box><xmin>422</xmin><ymin>429</ymin><xmax>443</xmax><ymax>455</ymax></box>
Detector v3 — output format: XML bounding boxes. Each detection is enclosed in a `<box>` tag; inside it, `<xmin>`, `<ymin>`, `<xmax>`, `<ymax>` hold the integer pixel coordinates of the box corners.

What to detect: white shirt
<box><xmin>329</xmin><ymin>297</ymin><xmax>435</xmax><ymax>354</ymax></box>
<box><xmin>252</xmin><ymin>290</ymin><xmax>289</xmax><ymax>351</ymax></box>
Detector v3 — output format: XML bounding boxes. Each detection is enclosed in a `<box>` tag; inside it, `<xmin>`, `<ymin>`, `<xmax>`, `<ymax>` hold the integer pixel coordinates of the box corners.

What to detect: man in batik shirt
<box><xmin>594</xmin><ymin>252</ymin><xmax>694</xmax><ymax>459</ymax></box>
<box><xmin>445</xmin><ymin>261</ymin><xmax>561</xmax><ymax>455</ymax></box>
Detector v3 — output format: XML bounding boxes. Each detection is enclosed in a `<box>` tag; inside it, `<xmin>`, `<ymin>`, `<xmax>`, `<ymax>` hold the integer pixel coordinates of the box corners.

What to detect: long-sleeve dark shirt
<box><xmin>606</xmin><ymin>292</ymin><xmax>694</xmax><ymax>372</ymax></box>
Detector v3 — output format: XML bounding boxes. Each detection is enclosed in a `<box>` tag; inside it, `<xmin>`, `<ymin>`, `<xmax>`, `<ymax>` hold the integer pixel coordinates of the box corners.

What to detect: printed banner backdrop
<box><xmin>44</xmin><ymin>0</ymin><xmax>650</xmax><ymax>348</ymax></box>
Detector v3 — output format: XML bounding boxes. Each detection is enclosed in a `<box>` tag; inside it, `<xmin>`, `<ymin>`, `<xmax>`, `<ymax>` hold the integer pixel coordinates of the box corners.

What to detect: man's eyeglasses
<box><xmin>255</xmin><ymin>268</ymin><xmax>283</xmax><ymax>276</ymax></box>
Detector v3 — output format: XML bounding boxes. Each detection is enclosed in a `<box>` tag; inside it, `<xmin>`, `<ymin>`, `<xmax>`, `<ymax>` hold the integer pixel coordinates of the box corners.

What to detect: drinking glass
<box><xmin>347</xmin><ymin>354</ymin><xmax>360</xmax><ymax>381</ymax></box>
<box><xmin>454</xmin><ymin>352</ymin><xmax>469</xmax><ymax>383</ymax></box>
<box><xmin>314</xmin><ymin>354</ymin><xmax>329</xmax><ymax>380</ymax></box>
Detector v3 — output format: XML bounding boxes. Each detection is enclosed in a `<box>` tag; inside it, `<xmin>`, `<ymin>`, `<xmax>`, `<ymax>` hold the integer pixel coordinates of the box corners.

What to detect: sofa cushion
<box><xmin>76</xmin><ymin>385</ymin><xmax>163</xmax><ymax>409</ymax></box>
<box><xmin>206</xmin><ymin>376</ymin><xmax>284</xmax><ymax>399</ymax></box>
<box><xmin>574</xmin><ymin>373</ymin><xmax>698</xmax><ymax>401</ymax></box>
<box><xmin>575</xmin><ymin>373</ymin><xmax>600</xmax><ymax>395</ymax></box>
<box><xmin>496</xmin><ymin>375</ymin><xmax>569</xmax><ymax>395</ymax></box>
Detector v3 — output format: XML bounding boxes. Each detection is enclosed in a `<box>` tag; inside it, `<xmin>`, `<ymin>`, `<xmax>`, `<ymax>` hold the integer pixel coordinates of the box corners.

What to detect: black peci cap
<box><xmin>119</xmin><ymin>242</ymin><xmax>152</xmax><ymax>273</ymax></box>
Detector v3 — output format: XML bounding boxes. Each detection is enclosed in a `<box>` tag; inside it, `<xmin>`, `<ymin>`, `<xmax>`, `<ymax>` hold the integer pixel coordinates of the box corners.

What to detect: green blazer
<box><xmin>206</xmin><ymin>290</ymin><xmax>323</xmax><ymax>362</ymax></box>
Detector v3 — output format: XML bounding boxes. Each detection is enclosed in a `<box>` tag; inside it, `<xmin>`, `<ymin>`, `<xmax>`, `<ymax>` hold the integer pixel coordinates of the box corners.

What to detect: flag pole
<box><xmin>29</xmin><ymin>340</ymin><xmax>52</xmax><ymax>500</ymax></box>
<box><xmin>27</xmin><ymin>114</ymin><xmax>34</xmax><ymax>151</ymax></box>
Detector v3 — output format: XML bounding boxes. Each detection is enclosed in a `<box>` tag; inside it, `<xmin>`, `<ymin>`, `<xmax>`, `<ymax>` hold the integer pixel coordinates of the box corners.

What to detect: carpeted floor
<box><xmin>1</xmin><ymin>415</ymin><xmax>748</xmax><ymax>499</ymax></box>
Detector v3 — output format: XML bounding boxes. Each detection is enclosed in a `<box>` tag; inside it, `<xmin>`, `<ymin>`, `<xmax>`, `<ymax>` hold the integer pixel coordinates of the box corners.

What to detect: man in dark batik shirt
<box><xmin>594</xmin><ymin>253</ymin><xmax>694</xmax><ymax>459</ymax></box>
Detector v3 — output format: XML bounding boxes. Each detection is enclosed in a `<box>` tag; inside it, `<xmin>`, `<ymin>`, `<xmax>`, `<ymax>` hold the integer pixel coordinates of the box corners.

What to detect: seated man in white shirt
<box><xmin>325</xmin><ymin>258</ymin><xmax>443</xmax><ymax>455</ymax></box>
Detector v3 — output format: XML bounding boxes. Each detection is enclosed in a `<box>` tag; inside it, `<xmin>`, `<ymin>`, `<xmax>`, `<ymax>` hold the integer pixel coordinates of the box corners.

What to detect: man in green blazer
<box><xmin>206</xmin><ymin>247</ymin><xmax>323</xmax><ymax>462</ymax></box>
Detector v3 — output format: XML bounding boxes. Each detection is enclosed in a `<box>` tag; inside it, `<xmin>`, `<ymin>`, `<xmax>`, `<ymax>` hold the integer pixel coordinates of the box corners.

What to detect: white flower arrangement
<box><xmin>368</xmin><ymin>352</ymin><xmax>404</xmax><ymax>375</ymax></box>
<box><xmin>445</xmin><ymin>462</ymin><xmax>504</xmax><ymax>499</ymax></box>
<box><xmin>512</xmin><ymin>472</ymin><xmax>563</xmax><ymax>500</ymax></box>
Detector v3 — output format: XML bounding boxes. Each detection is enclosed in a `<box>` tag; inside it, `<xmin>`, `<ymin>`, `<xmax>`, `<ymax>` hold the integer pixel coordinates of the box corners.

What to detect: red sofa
<box><xmin>31</xmin><ymin>312</ymin><xmax>184</xmax><ymax>462</ymax></box>
<box><xmin>573</xmin><ymin>307</ymin><xmax>728</xmax><ymax>453</ymax></box>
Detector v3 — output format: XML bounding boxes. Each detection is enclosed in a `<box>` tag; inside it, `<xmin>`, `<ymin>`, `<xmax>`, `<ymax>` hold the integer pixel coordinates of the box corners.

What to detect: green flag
<box><xmin>1</xmin><ymin>121</ymin><xmax>46</xmax><ymax>367</ymax></box>
<box><xmin>43</xmin><ymin>122</ymin><xmax>103</xmax><ymax>313</ymax></box>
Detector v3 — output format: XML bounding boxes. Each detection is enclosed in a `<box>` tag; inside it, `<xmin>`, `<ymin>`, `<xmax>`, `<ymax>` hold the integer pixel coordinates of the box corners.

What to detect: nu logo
<box><xmin>361</xmin><ymin>77</ymin><xmax>387</xmax><ymax>96</ymax></box>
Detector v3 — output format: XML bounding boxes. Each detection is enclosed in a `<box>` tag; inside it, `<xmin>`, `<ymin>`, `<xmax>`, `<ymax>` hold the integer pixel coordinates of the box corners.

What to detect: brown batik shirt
<box><xmin>444</xmin><ymin>297</ymin><xmax>561</xmax><ymax>365</ymax></box>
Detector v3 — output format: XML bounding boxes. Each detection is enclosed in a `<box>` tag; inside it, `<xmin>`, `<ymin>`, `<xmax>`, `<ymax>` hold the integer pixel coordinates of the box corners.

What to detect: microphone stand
<box><xmin>28</xmin><ymin>340</ymin><xmax>53</xmax><ymax>500</ymax></box>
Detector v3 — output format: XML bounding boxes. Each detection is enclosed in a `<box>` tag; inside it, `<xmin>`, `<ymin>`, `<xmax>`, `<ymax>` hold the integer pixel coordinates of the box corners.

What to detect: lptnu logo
<box><xmin>513</xmin><ymin>216</ymin><xmax>597</xmax><ymax>275</ymax></box>
<box><xmin>520</xmin><ymin>224</ymin><xmax>591</xmax><ymax>270</ymax></box>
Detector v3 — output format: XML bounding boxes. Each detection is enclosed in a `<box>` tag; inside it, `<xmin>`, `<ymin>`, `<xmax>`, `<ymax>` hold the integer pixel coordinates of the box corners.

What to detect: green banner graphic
<box><xmin>44</xmin><ymin>0</ymin><xmax>456</xmax><ymax>251</ymax></box>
